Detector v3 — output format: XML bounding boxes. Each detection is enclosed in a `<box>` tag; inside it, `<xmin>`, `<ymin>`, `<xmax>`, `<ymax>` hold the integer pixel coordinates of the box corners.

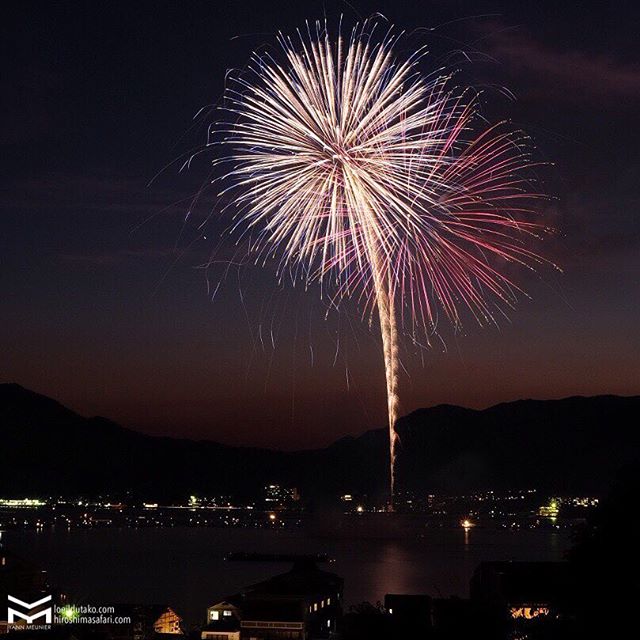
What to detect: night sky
<box><xmin>2</xmin><ymin>1</ymin><xmax>639</xmax><ymax>449</ymax></box>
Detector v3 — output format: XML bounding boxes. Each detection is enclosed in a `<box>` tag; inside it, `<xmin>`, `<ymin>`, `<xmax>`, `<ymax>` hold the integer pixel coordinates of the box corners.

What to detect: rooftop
<box><xmin>243</xmin><ymin>560</ymin><xmax>342</xmax><ymax>599</ymax></box>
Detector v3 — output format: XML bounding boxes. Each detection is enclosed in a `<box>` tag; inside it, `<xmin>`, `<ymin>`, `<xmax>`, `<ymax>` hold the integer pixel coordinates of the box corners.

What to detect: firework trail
<box><xmin>210</xmin><ymin>19</ymin><xmax>552</xmax><ymax>502</ymax></box>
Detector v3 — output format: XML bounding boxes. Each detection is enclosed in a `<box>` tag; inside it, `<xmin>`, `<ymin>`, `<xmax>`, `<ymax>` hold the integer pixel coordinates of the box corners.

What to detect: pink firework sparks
<box><xmin>210</xmin><ymin>19</ymin><xmax>554</xmax><ymax>501</ymax></box>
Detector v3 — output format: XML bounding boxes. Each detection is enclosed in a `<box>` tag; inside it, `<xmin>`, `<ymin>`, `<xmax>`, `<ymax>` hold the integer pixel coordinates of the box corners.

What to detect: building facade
<box><xmin>205</xmin><ymin>560</ymin><xmax>342</xmax><ymax>640</ymax></box>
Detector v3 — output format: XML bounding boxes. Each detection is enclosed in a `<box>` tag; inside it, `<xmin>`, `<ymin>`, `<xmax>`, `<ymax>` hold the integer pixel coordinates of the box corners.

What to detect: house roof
<box><xmin>243</xmin><ymin>560</ymin><xmax>342</xmax><ymax>599</ymax></box>
<box><xmin>209</xmin><ymin>594</ymin><xmax>243</xmax><ymax>609</ymax></box>
<box><xmin>471</xmin><ymin>561</ymin><xmax>573</xmax><ymax>604</ymax></box>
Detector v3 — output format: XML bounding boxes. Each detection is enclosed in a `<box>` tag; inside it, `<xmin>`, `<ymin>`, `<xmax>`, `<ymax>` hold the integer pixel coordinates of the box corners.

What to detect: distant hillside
<box><xmin>1</xmin><ymin>383</ymin><xmax>638</xmax><ymax>500</ymax></box>
<box><xmin>395</xmin><ymin>396</ymin><xmax>640</xmax><ymax>494</ymax></box>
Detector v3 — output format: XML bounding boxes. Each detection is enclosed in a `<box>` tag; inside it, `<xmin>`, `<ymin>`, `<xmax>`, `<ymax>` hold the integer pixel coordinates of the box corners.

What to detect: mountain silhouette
<box><xmin>1</xmin><ymin>383</ymin><xmax>638</xmax><ymax>500</ymax></box>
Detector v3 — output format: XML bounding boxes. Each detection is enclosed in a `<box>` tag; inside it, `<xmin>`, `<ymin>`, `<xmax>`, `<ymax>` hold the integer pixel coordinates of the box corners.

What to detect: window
<box><xmin>210</xmin><ymin>611</ymin><xmax>219</xmax><ymax>621</ymax></box>
<box><xmin>327</xmin><ymin>598</ymin><xmax>331</xmax><ymax>605</ymax></box>
<box><xmin>313</xmin><ymin>603</ymin><xmax>318</xmax><ymax>612</ymax></box>
<box><xmin>223</xmin><ymin>610</ymin><xmax>232</xmax><ymax>617</ymax></box>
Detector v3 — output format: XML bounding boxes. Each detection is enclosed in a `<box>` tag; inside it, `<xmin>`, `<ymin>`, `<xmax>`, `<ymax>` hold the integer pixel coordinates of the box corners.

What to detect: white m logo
<box><xmin>7</xmin><ymin>595</ymin><xmax>52</xmax><ymax>624</ymax></box>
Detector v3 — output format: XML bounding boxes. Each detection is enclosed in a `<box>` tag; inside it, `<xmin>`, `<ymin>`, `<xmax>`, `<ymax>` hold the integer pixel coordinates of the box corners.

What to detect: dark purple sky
<box><xmin>2</xmin><ymin>1</ymin><xmax>639</xmax><ymax>449</ymax></box>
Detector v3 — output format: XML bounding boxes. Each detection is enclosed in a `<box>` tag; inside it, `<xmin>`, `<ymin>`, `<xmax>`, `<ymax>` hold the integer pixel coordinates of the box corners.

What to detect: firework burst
<box><xmin>210</xmin><ymin>19</ymin><xmax>552</xmax><ymax>501</ymax></box>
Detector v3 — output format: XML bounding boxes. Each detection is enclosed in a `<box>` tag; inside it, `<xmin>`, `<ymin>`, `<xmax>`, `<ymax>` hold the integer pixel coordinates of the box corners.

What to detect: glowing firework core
<box><xmin>215</xmin><ymin>20</ymin><xmax>550</xmax><ymax>503</ymax></box>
